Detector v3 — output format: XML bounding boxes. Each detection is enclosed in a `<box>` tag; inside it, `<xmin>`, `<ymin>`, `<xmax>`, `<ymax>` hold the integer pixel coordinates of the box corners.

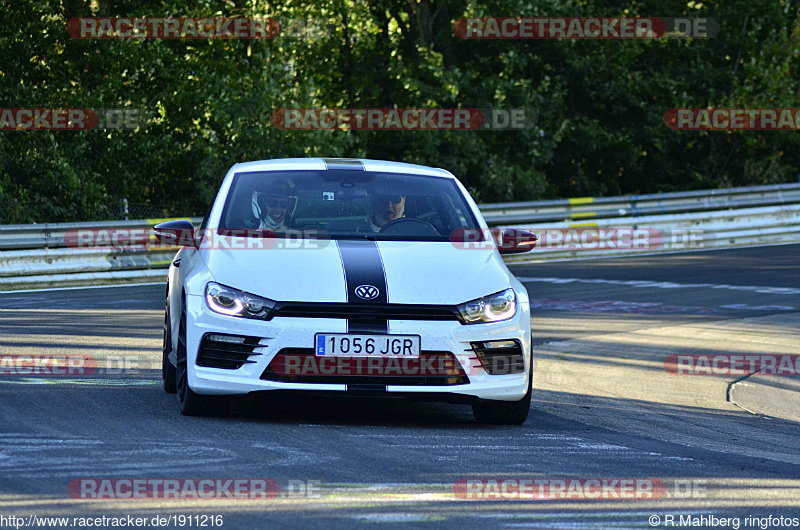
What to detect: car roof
<box><xmin>231</xmin><ymin>158</ymin><xmax>455</xmax><ymax>179</ymax></box>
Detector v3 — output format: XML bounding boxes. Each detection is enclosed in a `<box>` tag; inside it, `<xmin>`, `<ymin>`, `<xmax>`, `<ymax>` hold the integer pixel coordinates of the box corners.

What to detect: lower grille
<box><xmin>196</xmin><ymin>333</ymin><xmax>261</xmax><ymax>369</ymax></box>
<box><xmin>470</xmin><ymin>340</ymin><xmax>525</xmax><ymax>375</ymax></box>
<box><xmin>261</xmin><ymin>348</ymin><xmax>470</xmax><ymax>386</ymax></box>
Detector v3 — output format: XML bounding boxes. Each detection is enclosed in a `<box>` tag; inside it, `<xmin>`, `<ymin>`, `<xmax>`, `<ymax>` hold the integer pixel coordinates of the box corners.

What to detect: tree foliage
<box><xmin>1</xmin><ymin>0</ymin><xmax>798</xmax><ymax>222</ymax></box>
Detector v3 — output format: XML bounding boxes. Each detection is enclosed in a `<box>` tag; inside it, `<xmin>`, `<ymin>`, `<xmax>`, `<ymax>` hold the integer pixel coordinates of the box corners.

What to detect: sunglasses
<box><xmin>265</xmin><ymin>197</ymin><xmax>292</xmax><ymax>209</ymax></box>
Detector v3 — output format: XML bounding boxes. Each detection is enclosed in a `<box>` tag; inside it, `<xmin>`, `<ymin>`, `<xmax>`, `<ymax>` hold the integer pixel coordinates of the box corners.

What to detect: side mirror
<box><xmin>492</xmin><ymin>228</ymin><xmax>539</xmax><ymax>254</ymax></box>
<box><xmin>154</xmin><ymin>220</ymin><xmax>196</xmax><ymax>247</ymax></box>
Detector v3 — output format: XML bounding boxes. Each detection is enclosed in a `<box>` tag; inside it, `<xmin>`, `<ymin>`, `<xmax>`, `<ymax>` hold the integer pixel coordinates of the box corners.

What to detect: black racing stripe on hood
<box><xmin>336</xmin><ymin>240</ymin><xmax>388</xmax><ymax>333</ymax></box>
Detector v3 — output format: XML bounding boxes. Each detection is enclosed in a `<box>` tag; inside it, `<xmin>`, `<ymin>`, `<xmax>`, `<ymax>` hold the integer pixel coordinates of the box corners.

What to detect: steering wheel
<box><xmin>378</xmin><ymin>217</ymin><xmax>441</xmax><ymax>236</ymax></box>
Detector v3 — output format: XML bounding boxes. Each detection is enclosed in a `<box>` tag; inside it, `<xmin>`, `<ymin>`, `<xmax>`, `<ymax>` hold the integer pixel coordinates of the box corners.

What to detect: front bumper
<box><xmin>184</xmin><ymin>294</ymin><xmax>532</xmax><ymax>401</ymax></box>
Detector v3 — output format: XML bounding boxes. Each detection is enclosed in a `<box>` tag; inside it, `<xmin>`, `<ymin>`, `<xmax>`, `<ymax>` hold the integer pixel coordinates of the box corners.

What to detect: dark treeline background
<box><xmin>1</xmin><ymin>0</ymin><xmax>799</xmax><ymax>223</ymax></box>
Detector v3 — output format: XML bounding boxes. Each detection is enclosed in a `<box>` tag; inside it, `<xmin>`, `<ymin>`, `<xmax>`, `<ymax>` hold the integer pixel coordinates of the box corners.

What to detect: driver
<box><xmin>251</xmin><ymin>179</ymin><xmax>297</xmax><ymax>231</ymax></box>
<box><xmin>368</xmin><ymin>194</ymin><xmax>406</xmax><ymax>231</ymax></box>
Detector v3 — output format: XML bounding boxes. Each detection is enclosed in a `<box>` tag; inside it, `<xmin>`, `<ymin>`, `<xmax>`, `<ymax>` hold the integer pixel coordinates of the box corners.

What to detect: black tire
<box><xmin>472</xmin><ymin>351</ymin><xmax>533</xmax><ymax>425</ymax></box>
<box><xmin>176</xmin><ymin>300</ymin><xmax>229</xmax><ymax>416</ymax></box>
<box><xmin>162</xmin><ymin>302</ymin><xmax>177</xmax><ymax>394</ymax></box>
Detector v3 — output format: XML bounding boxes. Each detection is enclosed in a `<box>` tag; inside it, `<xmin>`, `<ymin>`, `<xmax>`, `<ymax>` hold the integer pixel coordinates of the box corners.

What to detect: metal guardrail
<box><xmin>1</xmin><ymin>184</ymin><xmax>799</xmax><ymax>290</ymax></box>
<box><xmin>480</xmin><ymin>183</ymin><xmax>800</xmax><ymax>224</ymax></box>
<box><xmin>0</xmin><ymin>218</ymin><xmax>196</xmax><ymax>251</ymax></box>
<box><xmin>500</xmin><ymin>204</ymin><xmax>800</xmax><ymax>262</ymax></box>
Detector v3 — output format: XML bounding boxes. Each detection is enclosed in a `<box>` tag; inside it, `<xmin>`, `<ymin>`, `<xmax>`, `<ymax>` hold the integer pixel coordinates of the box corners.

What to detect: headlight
<box><xmin>457</xmin><ymin>288</ymin><xmax>517</xmax><ymax>324</ymax></box>
<box><xmin>205</xmin><ymin>282</ymin><xmax>276</xmax><ymax>320</ymax></box>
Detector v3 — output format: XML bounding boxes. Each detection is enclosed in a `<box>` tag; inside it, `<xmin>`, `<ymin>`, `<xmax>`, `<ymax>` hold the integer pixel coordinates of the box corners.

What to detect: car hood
<box><xmin>201</xmin><ymin>239</ymin><xmax>511</xmax><ymax>305</ymax></box>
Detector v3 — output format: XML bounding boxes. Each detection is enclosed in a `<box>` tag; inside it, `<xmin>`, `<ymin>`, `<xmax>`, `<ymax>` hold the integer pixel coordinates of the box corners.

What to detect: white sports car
<box><xmin>156</xmin><ymin>158</ymin><xmax>538</xmax><ymax>424</ymax></box>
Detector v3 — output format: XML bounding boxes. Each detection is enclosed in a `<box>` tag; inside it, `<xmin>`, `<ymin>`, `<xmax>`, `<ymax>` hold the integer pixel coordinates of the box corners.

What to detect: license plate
<box><xmin>314</xmin><ymin>334</ymin><xmax>420</xmax><ymax>358</ymax></box>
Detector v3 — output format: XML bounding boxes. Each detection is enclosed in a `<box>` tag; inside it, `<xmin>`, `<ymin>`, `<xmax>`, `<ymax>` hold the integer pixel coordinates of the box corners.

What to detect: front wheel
<box><xmin>175</xmin><ymin>300</ymin><xmax>229</xmax><ymax>416</ymax></box>
<box><xmin>472</xmin><ymin>353</ymin><xmax>533</xmax><ymax>425</ymax></box>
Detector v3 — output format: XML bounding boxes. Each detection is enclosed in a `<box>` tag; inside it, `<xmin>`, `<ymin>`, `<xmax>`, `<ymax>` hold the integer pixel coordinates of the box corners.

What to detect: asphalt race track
<box><xmin>1</xmin><ymin>244</ymin><xmax>799</xmax><ymax>529</ymax></box>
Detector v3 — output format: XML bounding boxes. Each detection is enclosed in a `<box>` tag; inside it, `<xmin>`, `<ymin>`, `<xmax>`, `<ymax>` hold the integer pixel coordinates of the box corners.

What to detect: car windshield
<box><xmin>218</xmin><ymin>170</ymin><xmax>480</xmax><ymax>241</ymax></box>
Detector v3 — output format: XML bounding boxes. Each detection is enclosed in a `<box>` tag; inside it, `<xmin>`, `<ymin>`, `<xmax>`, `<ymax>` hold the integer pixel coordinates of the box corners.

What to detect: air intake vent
<box><xmin>470</xmin><ymin>340</ymin><xmax>525</xmax><ymax>375</ymax></box>
<box><xmin>196</xmin><ymin>333</ymin><xmax>261</xmax><ymax>369</ymax></box>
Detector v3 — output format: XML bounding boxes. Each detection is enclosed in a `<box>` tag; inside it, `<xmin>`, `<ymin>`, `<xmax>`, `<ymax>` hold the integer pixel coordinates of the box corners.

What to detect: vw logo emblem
<box><xmin>354</xmin><ymin>285</ymin><xmax>380</xmax><ymax>300</ymax></box>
